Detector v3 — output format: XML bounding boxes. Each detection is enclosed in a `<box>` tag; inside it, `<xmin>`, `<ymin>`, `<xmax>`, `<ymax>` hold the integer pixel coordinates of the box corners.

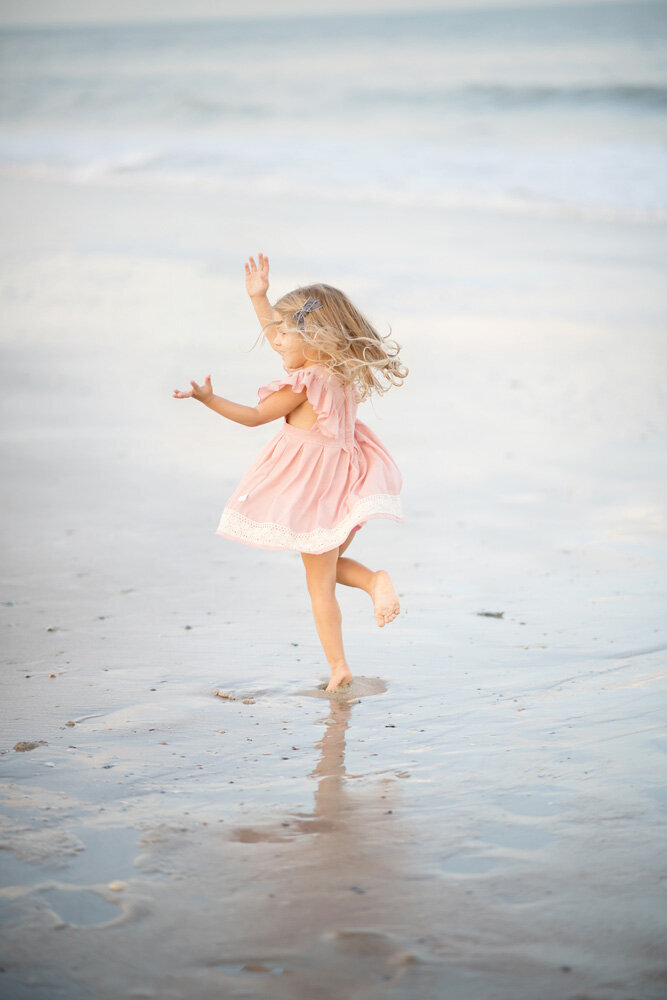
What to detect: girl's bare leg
<box><xmin>302</xmin><ymin>547</ymin><xmax>352</xmax><ymax>692</ymax></box>
<box><xmin>336</xmin><ymin>529</ymin><xmax>400</xmax><ymax>628</ymax></box>
<box><xmin>337</xmin><ymin>531</ymin><xmax>356</xmax><ymax>558</ymax></box>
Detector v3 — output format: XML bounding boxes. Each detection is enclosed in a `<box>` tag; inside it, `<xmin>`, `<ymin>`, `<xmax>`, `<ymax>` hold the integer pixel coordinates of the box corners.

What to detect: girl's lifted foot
<box><xmin>370</xmin><ymin>570</ymin><xmax>400</xmax><ymax>627</ymax></box>
<box><xmin>325</xmin><ymin>663</ymin><xmax>353</xmax><ymax>693</ymax></box>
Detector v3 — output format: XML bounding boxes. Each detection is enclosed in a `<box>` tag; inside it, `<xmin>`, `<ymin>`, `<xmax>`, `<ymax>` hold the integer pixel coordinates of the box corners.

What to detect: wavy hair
<box><xmin>269</xmin><ymin>283</ymin><xmax>408</xmax><ymax>400</ymax></box>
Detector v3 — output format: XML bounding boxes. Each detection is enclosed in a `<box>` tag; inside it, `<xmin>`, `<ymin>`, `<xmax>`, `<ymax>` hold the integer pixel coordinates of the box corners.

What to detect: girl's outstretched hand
<box><xmin>244</xmin><ymin>253</ymin><xmax>270</xmax><ymax>299</ymax></box>
<box><xmin>172</xmin><ymin>375</ymin><xmax>214</xmax><ymax>403</ymax></box>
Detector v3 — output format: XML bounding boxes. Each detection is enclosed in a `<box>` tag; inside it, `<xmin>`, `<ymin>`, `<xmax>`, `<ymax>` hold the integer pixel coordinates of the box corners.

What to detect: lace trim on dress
<box><xmin>217</xmin><ymin>493</ymin><xmax>403</xmax><ymax>553</ymax></box>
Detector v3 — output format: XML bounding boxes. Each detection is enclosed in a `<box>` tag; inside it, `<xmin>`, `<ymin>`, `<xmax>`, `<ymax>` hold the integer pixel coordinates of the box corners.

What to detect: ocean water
<box><xmin>0</xmin><ymin>0</ymin><xmax>666</xmax><ymax>220</ymax></box>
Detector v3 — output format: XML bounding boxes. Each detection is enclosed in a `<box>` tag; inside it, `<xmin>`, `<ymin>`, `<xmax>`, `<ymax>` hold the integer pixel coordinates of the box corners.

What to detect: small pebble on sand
<box><xmin>214</xmin><ymin>690</ymin><xmax>236</xmax><ymax>701</ymax></box>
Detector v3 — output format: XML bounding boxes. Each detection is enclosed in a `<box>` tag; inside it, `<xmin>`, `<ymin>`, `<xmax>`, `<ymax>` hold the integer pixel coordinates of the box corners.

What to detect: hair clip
<box><xmin>293</xmin><ymin>297</ymin><xmax>322</xmax><ymax>330</ymax></box>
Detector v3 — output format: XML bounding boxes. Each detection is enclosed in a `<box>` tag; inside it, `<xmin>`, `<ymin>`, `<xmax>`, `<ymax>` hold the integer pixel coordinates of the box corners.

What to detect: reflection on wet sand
<box><xmin>223</xmin><ymin>696</ymin><xmax>440</xmax><ymax>998</ymax></box>
<box><xmin>0</xmin><ymin>689</ymin><xmax>467</xmax><ymax>999</ymax></box>
<box><xmin>310</xmin><ymin>698</ymin><xmax>350</xmax><ymax>829</ymax></box>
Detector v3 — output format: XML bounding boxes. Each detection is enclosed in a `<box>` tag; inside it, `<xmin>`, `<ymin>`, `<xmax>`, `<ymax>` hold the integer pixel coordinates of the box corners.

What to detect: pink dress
<box><xmin>217</xmin><ymin>364</ymin><xmax>402</xmax><ymax>554</ymax></box>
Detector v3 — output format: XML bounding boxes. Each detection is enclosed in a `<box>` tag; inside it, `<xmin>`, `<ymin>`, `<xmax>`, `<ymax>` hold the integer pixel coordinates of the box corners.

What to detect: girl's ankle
<box><xmin>329</xmin><ymin>658</ymin><xmax>349</xmax><ymax>672</ymax></box>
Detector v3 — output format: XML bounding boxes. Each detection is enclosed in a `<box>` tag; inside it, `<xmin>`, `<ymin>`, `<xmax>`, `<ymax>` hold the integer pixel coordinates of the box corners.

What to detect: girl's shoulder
<box><xmin>297</xmin><ymin>362</ymin><xmax>337</xmax><ymax>381</ymax></box>
<box><xmin>258</xmin><ymin>364</ymin><xmax>348</xmax><ymax>439</ymax></box>
<box><xmin>303</xmin><ymin>364</ymin><xmax>363</xmax><ymax>405</ymax></box>
<box><xmin>286</xmin><ymin>363</ymin><xmax>345</xmax><ymax>394</ymax></box>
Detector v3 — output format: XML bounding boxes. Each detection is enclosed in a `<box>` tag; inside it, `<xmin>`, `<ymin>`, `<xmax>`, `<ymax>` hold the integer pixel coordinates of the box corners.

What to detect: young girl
<box><xmin>173</xmin><ymin>254</ymin><xmax>407</xmax><ymax>692</ymax></box>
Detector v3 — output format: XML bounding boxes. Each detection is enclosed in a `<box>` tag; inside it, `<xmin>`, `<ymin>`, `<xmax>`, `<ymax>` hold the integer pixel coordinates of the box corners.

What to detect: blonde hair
<box><xmin>270</xmin><ymin>284</ymin><xmax>408</xmax><ymax>401</ymax></box>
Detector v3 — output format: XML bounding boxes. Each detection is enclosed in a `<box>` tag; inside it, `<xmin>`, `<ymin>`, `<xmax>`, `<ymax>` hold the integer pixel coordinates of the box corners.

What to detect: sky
<box><xmin>0</xmin><ymin>0</ymin><xmax>643</xmax><ymax>28</ymax></box>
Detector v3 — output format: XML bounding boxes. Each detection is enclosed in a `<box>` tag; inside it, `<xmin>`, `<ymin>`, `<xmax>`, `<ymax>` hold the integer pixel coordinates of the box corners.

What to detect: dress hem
<box><xmin>217</xmin><ymin>494</ymin><xmax>403</xmax><ymax>554</ymax></box>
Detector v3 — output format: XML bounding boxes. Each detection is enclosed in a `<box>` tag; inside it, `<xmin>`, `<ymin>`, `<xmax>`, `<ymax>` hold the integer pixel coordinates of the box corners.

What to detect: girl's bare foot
<box><xmin>325</xmin><ymin>663</ymin><xmax>353</xmax><ymax>692</ymax></box>
<box><xmin>370</xmin><ymin>570</ymin><xmax>400</xmax><ymax>627</ymax></box>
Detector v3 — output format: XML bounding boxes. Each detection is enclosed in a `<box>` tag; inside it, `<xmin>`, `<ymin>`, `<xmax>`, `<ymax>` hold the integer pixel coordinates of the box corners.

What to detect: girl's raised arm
<box><xmin>245</xmin><ymin>253</ymin><xmax>278</xmax><ymax>347</ymax></box>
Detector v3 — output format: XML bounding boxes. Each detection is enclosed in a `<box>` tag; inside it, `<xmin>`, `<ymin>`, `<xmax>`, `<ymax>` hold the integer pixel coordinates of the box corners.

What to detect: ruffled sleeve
<box><xmin>257</xmin><ymin>365</ymin><xmax>342</xmax><ymax>439</ymax></box>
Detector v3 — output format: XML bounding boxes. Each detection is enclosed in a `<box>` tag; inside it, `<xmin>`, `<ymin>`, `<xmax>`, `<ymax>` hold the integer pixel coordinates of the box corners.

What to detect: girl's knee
<box><xmin>306</xmin><ymin>575</ymin><xmax>337</xmax><ymax>601</ymax></box>
<box><xmin>309</xmin><ymin>590</ymin><xmax>342</xmax><ymax>625</ymax></box>
<box><xmin>302</xmin><ymin>549</ymin><xmax>338</xmax><ymax>587</ymax></box>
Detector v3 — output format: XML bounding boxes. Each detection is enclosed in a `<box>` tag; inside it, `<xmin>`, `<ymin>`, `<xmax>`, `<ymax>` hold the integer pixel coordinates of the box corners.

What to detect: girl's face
<box><xmin>272</xmin><ymin>316</ymin><xmax>312</xmax><ymax>370</ymax></box>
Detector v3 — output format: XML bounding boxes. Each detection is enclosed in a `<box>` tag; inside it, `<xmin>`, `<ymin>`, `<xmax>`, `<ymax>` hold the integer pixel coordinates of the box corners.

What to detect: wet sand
<box><xmin>1</xmin><ymin>174</ymin><xmax>667</xmax><ymax>998</ymax></box>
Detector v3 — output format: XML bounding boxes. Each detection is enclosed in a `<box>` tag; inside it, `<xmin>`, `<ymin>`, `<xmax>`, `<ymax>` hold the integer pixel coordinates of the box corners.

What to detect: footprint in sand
<box><xmin>300</xmin><ymin>677</ymin><xmax>388</xmax><ymax>700</ymax></box>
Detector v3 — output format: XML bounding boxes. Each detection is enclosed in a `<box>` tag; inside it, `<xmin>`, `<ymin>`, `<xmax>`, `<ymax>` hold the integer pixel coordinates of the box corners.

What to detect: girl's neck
<box><xmin>286</xmin><ymin>360</ymin><xmax>321</xmax><ymax>372</ymax></box>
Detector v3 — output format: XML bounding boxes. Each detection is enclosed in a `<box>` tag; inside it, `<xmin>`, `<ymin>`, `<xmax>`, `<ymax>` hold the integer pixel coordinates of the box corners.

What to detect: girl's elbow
<box><xmin>246</xmin><ymin>407</ymin><xmax>264</xmax><ymax>427</ymax></box>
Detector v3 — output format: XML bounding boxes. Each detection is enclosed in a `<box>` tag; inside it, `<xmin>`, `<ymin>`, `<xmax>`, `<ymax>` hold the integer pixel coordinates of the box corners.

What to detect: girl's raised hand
<box><xmin>172</xmin><ymin>375</ymin><xmax>214</xmax><ymax>403</ymax></box>
<box><xmin>244</xmin><ymin>253</ymin><xmax>270</xmax><ymax>299</ymax></box>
